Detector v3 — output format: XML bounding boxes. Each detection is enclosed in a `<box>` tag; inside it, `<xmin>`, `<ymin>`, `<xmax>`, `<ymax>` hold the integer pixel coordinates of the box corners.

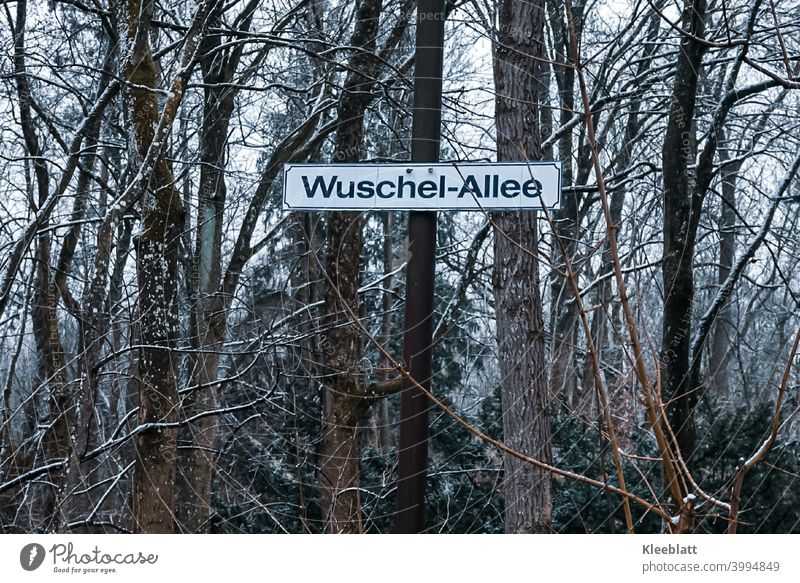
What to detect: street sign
<box><xmin>282</xmin><ymin>161</ymin><xmax>562</xmax><ymax>211</ymax></box>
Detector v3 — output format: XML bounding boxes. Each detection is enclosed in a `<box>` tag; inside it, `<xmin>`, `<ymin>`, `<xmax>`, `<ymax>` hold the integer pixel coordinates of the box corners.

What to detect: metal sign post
<box><xmin>395</xmin><ymin>0</ymin><xmax>446</xmax><ymax>534</ymax></box>
<box><xmin>279</xmin><ymin>3</ymin><xmax>561</xmax><ymax>534</ymax></box>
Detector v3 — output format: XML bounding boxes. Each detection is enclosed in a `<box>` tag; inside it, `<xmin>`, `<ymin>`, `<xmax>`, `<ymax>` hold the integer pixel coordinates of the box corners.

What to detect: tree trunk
<box><xmin>175</xmin><ymin>6</ymin><xmax>234</xmax><ymax>532</ymax></box>
<box><xmin>55</xmin><ymin>31</ymin><xmax>116</xmax><ymax>533</ymax></box>
<box><xmin>122</xmin><ymin>0</ymin><xmax>188</xmax><ymax>533</ymax></box>
<box><xmin>377</xmin><ymin>211</ymin><xmax>394</xmax><ymax>452</ymax></box>
<box><xmin>318</xmin><ymin>0</ymin><xmax>383</xmax><ymax>533</ymax></box>
<box><xmin>660</xmin><ymin>0</ymin><xmax>707</xmax><ymax>465</ymax></box>
<box><xmin>546</xmin><ymin>0</ymin><xmax>581</xmax><ymax>408</ymax></box>
<box><xmin>13</xmin><ymin>0</ymin><xmax>70</xmax><ymax>530</ymax></box>
<box><xmin>708</xmin><ymin>136</ymin><xmax>739</xmax><ymax>400</ymax></box>
<box><xmin>493</xmin><ymin>0</ymin><xmax>553</xmax><ymax>534</ymax></box>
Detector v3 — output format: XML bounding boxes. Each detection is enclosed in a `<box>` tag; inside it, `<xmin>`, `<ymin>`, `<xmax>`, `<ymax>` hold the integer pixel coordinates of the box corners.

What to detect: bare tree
<box><xmin>121</xmin><ymin>0</ymin><xmax>208</xmax><ymax>533</ymax></box>
<box><xmin>0</xmin><ymin>0</ymin><xmax>799</xmax><ymax>536</ymax></box>
<box><xmin>492</xmin><ymin>0</ymin><xmax>553</xmax><ymax>533</ymax></box>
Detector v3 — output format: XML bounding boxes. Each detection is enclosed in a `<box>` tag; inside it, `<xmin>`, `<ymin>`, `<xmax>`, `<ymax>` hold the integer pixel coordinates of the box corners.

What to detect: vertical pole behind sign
<box><xmin>396</xmin><ymin>0</ymin><xmax>446</xmax><ymax>533</ymax></box>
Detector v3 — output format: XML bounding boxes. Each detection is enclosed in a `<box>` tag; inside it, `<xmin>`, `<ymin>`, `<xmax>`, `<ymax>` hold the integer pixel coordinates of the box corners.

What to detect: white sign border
<box><xmin>282</xmin><ymin>161</ymin><xmax>563</xmax><ymax>211</ymax></box>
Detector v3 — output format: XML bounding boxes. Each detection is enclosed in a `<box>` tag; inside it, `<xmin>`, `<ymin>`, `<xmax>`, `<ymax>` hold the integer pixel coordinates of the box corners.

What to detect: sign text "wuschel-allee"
<box><xmin>282</xmin><ymin>162</ymin><xmax>562</xmax><ymax>211</ymax></box>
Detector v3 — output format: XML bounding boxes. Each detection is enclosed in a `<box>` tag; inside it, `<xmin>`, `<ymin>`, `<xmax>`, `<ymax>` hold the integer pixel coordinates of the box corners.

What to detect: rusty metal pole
<box><xmin>396</xmin><ymin>0</ymin><xmax>446</xmax><ymax>534</ymax></box>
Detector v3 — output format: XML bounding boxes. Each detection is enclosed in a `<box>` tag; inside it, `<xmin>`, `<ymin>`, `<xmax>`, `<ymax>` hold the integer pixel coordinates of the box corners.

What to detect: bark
<box><xmin>708</xmin><ymin>139</ymin><xmax>739</xmax><ymax>399</ymax></box>
<box><xmin>546</xmin><ymin>0</ymin><xmax>581</xmax><ymax>407</ymax></box>
<box><xmin>319</xmin><ymin>0</ymin><xmax>383</xmax><ymax>534</ymax></box>
<box><xmin>173</xmin><ymin>0</ymin><xmax>304</xmax><ymax>532</ymax></box>
<box><xmin>12</xmin><ymin>0</ymin><xmax>70</xmax><ymax>530</ymax></box>
<box><xmin>170</xmin><ymin>0</ymin><xmax>334</xmax><ymax>533</ymax></box>
<box><xmin>373</xmin><ymin>211</ymin><xmax>394</xmax><ymax>452</ymax></box>
<box><xmin>704</xmin><ymin>88</ymin><xmax>786</xmax><ymax>397</ymax></box>
<box><xmin>55</xmin><ymin>32</ymin><xmax>116</xmax><ymax>533</ymax></box>
<box><xmin>662</xmin><ymin>0</ymin><xmax>768</xmax><ymax>466</ymax></box>
<box><xmin>0</xmin><ymin>272</ymin><xmax>33</xmax><ymax>531</ymax></box>
<box><xmin>175</xmin><ymin>4</ymin><xmax>237</xmax><ymax>533</ymax></box>
<box><xmin>660</xmin><ymin>0</ymin><xmax>707</xmax><ymax>465</ymax></box>
<box><xmin>493</xmin><ymin>0</ymin><xmax>553</xmax><ymax>533</ymax></box>
<box><xmin>122</xmin><ymin>0</ymin><xmax>203</xmax><ymax>533</ymax></box>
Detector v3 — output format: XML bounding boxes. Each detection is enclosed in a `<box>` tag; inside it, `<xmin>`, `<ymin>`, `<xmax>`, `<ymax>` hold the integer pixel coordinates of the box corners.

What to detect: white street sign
<box><xmin>282</xmin><ymin>162</ymin><xmax>562</xmax><ymax>211</ymax></box>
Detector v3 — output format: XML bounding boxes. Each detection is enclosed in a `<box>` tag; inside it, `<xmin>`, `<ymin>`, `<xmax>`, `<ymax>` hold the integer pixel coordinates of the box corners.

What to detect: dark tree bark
<box><xmin>546</xmin><ymin>0</ymin><xmax>581</xmax><ymax>407</ymax></box>
<box><xmin>318</xmin><ymin>0</ymin><xmax>384</xmax><ymax>533</ymax></box>
<box><xmin>375</xmin><ymin>210</ymin><xmax>395</xmax><ymax>452</ymax></box>
<box><xmin>662</xmin><ymin>0</ymin><xmax>769</xmax><ymax>469</ymax></box>
<box><xmin>12</xmin><ymin>0</ymin><xmax>70</xmax><ymax>530</ymax></box>
<box><xmin>660</xmin><ymin>0</ymin><xmax>707</xmax><ymax>465</ymax></box>
<box><xmin>493</xmin><ymin>0</ymin><xmax>553</xmax><ymax>534</ymax></box>
<box><xmin>175</xmin><ymin>3</ymin><xmax>240</xmax><ymax>534</ymax></box>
